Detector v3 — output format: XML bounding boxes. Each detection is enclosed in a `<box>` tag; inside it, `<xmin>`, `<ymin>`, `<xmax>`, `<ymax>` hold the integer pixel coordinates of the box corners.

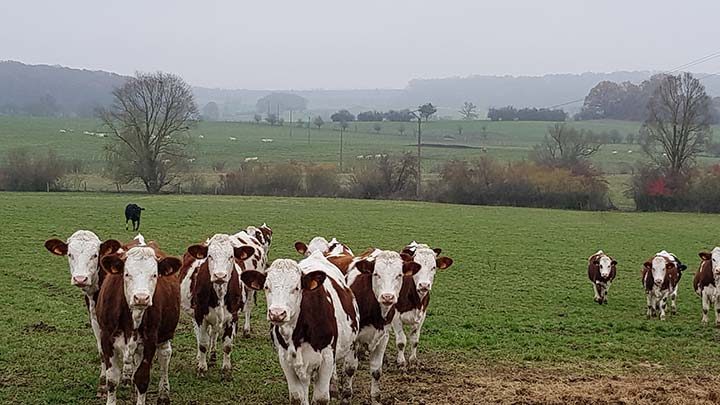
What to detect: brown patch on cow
<box><xmin>587</xmin><ymin>253</ymin><xmax>617</xmax><ymax>285</ymax></box>
<box><xmin>396</xmin><ymin>276</ymin><xmax>431</xmax><ymax>314</ymax></box>
<box><xmin>357</xmin><ymin>247</ymin><xmax>376</xmax><ymax>259</ymax></box>
<box><xmin>350</xmin><ymin>273</ymin><xmax>395</xmax><ymax>330</ymax></box>
<box><xmin>643</xmin><ymin>256</ymin><xmax>679</xmax><ymax>292</ymax></box>
<box><xmin>274</xmin><ymin>278</ymin><xmax>338</xmax><ymax>352</ymax></box>
<box><xmin>190</xmin><ymin>261</ymin><xmax>245</xmax><ymax>326</ymax></box>
<box><xmin>327</xmin><ymin>254</ymin><xmax>354</xmax><ymax>275</ymax></box>
<box><xmin>694</xmin><ymin>256</ymin><xmax>715</xmax><ymax>293</ymax></box>
<box><xmin>329</xmin><ymin>278</ymin><xmax>358</xmax><ymax>332</ymax></box>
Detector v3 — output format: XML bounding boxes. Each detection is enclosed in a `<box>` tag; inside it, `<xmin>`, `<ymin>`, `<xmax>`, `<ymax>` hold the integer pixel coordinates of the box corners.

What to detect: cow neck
<box><xmin>83</xmin><ymin>263</ymin><xmax>107</xmax><ymax>304</ymax></box>
<box><xmin>131</xmin><ymin>307</ymin><xmax>146</xmax><ymax>330</ymax></box>
<box><xmin>273</xmin><ymin>312</ymin><xmax>301</xmax><ymax>351</ymax></box>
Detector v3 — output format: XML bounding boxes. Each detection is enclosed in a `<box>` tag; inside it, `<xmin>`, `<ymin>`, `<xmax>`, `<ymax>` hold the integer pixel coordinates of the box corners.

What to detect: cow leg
<box><xmin>369</xmin><ymin>332</ymin><xmax>390</xmax><ymax>405</ymax></box>
<box><xmin>221</xmin><ymin>322</ymin><xmax>236</xmax><ymax>380</ymax></box>
<box><xmin>592</xmin><ymin>283</ymin><xmax>601</xmax><ymax>303</ymax></box>
<box><xmin>126</xmin><ymin>218</ymin><xmax>130</xmax><ymax>230</ymax></box>
<box><xmin>279</xmin><ymin>355</ymin><xmax>308</xmax><ymax>405</ymax></box>
<box><xmin>243</xmin><ymin>287</ymin><xmax>254</xmax><ymax>338</ymax></box>
<box><xmin>659</xmin><ymin>296</ymin><xmax>667</xmax><ymax>321</ymax></box>
<box><xmin>671</xmin><ymin>290</ymin><xmax>678</xmax><ymax>315</ymax></box>
<box><xmin>391</xmin><ymin>316</ymin><xmax>407</xmax><ymax>369</ymax></box>
<box><xmin>602</xmin><ymin>284</ymin><xmax>609</xmax><ymax>304</ymax></box>
<box><xmin>122</xmin><ymin>334</ymin><xmax>139</xmax><ymax>385</ymax></box>
<box><xmin>105</xmin><ymin>349</ymin><xmax>121</xmax><ymax>405</ymax></box>
<box><xmin>646</xmin><ymin>294</ymin><xmax>653</xmax><ymax>319</ymax></box>
<box><xmin>133</xmin><ymin>340</ymin><xmax>156</xmax><ymax>405</ymax></box>
<box><xmin>207</xmin><ymin>324</ymin><xmax>217</xmax><ymax>367</ymax></box>
<box><xmin>340</xmin><ymin>346</ymin><xmax>358</xmax><ymax>405</ymax></box>
<box><xmin>157</xmin><ymin>341</ymin><xmax>172</xmax><ymax>405</ymax></box>
<box><xmin>194</xmin><ymin>321</ymin><xmax>210</xmax><ymax>377</ymax></box>
<box><xmin>702</xmin><ymin>289</ymin><xmax>710</xmax><ymax>325</ymax></box>
<box><xmin>89</xmin><ymin>307</ymin><xmax>107</xmax><ymax>397</ymax></box>
<box><xmin>408</xmin><ymin>314</ymin><xmax>426</xmax><ymax>367</ymax></box>
<box><xmin>312</xmin><ymin>350</ymin><xmax>334</xmax><ymax>405</ymax></box>
<box><xmin>135</xmin><ymin>218</ymin><xmax>140</xmax><ymax>231</ymax></box>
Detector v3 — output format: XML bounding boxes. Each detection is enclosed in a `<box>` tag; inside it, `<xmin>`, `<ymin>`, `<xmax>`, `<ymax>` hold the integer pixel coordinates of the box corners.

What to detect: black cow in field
<box><xmin>125</xmin><ymin>204</ymin><xmax>145</xmax><ymax>231</ymax></box>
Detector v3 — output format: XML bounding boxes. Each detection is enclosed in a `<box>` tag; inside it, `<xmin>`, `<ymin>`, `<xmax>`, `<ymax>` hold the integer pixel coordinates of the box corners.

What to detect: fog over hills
<box><xmin>3</xmin><ymin>60</ymin><xmax>720</xmax><ymax>119</ymax></box>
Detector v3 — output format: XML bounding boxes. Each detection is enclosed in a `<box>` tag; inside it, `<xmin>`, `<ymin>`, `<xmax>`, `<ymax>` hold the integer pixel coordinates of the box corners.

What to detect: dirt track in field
<box><xmin>352</xmin><ymin>357</ymin><xmax>720</xmax><ymax>405</ymax></box>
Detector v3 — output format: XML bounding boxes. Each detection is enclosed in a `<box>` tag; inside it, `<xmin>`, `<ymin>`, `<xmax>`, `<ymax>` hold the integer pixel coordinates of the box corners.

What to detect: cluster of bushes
<box><xmin>0</xmin><ymin>149</ymin><xmax>71</xmax><ymax>191</ymax></box>
<box><xmin>431</xmin><ymin>157</ymin><xmax>609</xmax><ymax>210</ymax></box>
<box><xmin>487</xmin><ymin>106</ymin><xmax>567</xmax><ymax>122</ymax></box>
<box><xmin>630</xmin><ymin>164</ymin><xmax>720</xmax><ymax>212</ymax></box>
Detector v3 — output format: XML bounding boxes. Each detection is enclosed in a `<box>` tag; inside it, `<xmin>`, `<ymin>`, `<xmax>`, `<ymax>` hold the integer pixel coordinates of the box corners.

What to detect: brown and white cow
<box><xmin>295</xmin><ymin>236</ymin><xmax>355</xmax><ymax>274</ymax></box>
<box><xmin>96</xmin><ymin>239</ymin><xmax>182</xmax><ymax>405</ymax></box>
<box><xmin>231</xmin><ymin>229</ymin><xmax>268</xmax><ymax>337</ymax></box>
<box><xmin>587</xmin><ymin>250</ymin><xmax>617</xmax><ymax>305</ymax></box>
<box><xmin>240</xmin><ymin>251</ymin><xmax>359</xmax><ymax>405</ymax></box>
<box><xmin>642</xmin><ymin>250</ymin><xmax>686</xmax><ymax>320</ymax></box>
<box><xmin>393</xmin><ymin>242</ymin><xmax>453</xmax><ymax>369</ymax></box>
<box><xmin>245</xmin><ymin>223</ymin><xmax>273</xmax><ymax>255</ymax></box>
<box><xmin>44</xmin><ymin>230</ymin><xmax>122</xmax><ymax>396</ymax></box>
<box><xmin>179</xmin><ymin>234</ymin><xmax>255</xmax><ymax>379</ymax></box>
<box><xmin>696</xmin><ymin>248</ymin><xmax>720</xmax><ymax>325</ymax></box>
<box><xmin>346</xmin><ymin>249</ymin><xmax>420</xmax><ymax>404</ymax></box>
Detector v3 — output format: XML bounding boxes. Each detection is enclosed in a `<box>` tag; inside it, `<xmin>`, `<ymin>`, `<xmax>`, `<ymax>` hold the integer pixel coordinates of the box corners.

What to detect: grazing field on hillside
<box><xmin>3</xmin><ymin>192</ymin><xmax>720</xmax><ymax>403</ymax></box>
<box><xmin>0</xmin><ymin>116</ymin><xmax>661</xmax><ymax>175</ymax></box>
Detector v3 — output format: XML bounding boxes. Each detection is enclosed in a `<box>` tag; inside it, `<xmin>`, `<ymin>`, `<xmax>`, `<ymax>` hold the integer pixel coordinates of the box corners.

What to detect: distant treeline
<box><xmin>487</xmin><ymin>106</ymin><xmax>567</xmax><ymax>122</ymax></box>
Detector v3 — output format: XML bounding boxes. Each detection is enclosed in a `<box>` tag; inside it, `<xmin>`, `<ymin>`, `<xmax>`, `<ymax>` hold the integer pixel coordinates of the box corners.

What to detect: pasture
<box><xmin>3</xmin><ymin>192</ymin><xmax>720</xmax><ymax>403</ymax></box>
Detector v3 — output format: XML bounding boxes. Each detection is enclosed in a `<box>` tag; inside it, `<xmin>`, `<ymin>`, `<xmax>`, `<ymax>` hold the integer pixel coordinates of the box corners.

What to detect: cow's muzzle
<box><xmin>72</xmin><ymin>275</ymin><xmax>90</xmax><ymax>287</ymax></box>
<box><xmin>654</xmin><ymin>279</ymin><xmax>663</xmax><ymax>286</ymax></box>
<box><xmin>268</xmin><ymin>308</ymin><xmax>287</xmax><ymax>323</ymax></box>
<box><xmin>379</xmin><ymin>293</ymin><xmax>397</xmax><ymax>306</ymax></box>
<box><xmin>132</xmin><ymin>293</ymin><xmax>151</xmax><ymax>307</ymax></box>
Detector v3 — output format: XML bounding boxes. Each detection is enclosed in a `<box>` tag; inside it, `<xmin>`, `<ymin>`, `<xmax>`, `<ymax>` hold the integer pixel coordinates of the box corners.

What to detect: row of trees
<box><xmin>487</xmin><ymin>106</ymin><xmax>567</xmax><ymax>121</ymax></box>
<box><xmin>330</xmin><ymin>109</ymin><xmax>421</xmax><ymax>122</ymax></box>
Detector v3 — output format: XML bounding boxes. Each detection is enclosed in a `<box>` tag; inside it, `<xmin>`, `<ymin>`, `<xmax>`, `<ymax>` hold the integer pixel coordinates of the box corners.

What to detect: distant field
<box><xmin>3</xmin><ymin>192</ymin><xmax>720</xmax><ymax>403</ymax></box>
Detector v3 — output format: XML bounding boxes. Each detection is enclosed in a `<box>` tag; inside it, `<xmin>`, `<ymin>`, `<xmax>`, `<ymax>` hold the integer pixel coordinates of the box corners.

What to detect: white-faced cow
<box><xmin>295</xmin><ymin>236</ymin><xmax>355</xmax><ymax>274</ymax></box>
<box><xmin>346</xmin><ymin>249</ymin><xmax>421</xmax><ymax>404</ymax></box>
<box><xmin>44</xmin><ymin>230</ymin><xmax>122</xmax><ymax>396</ymax></box>
<box><xmin>241</xmin><ymin>251</ymin><xmax>359</xmax><ymax>405</ymax></box>
<box><xmin>587</xmin><ymin>250</ymin><xmax>617</xmax><ymax>304</ymax></box>
<box><xmin>393</xmin><ymin>242</ymin><xmax>453</xmax><ymax>369</ymax></box>
<box><xmin>231</xmin><ymin>229</ymin><xmax>268</xmax><ymax>337</ymax></box>
<box><xmin>642</xmin><ymin>250</ymin><xmax>686</xmax><ymax>320</ymax></box>
<box><xmin>696</xmin><ymin>248</ymin><xmax>720</xmax><ymax>325</ymax></box>
<box><xmin>179</xmin><ymin>234</ymin><xmax>255</xmax><ymax>379</ymax></box>
<box><xmin>96</xmin><ymin>239</ymin><xmax>182</xmax><ymax>405</ymax></box>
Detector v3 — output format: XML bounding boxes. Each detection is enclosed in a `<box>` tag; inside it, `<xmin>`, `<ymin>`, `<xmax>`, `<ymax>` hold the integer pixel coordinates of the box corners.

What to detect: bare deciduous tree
<box><xmin>531</xmin><ymin>123</ymin><xmax>601</xmax><ymax>169</ymax></box>
<box><xmin>99</xmin><ymin>71</ymin><xmax>197</xmax><ymax>193</ymax></box>
<box><xmin>459</xmin><ymin>101</ymin><xmax>479</xmax><ymax>120</ymax></box>
<box><xmin>641</xmin><ymin>72</ymin><xmax>712</xmax><ymax>176</ymax></box>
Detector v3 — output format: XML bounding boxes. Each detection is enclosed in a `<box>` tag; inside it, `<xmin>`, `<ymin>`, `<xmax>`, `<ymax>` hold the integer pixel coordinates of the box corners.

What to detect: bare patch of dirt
<box><xmin>22</xmin><ymin>321</ymin><xmax>57</xmax><ymax>334</ymax></box>
<box><xmin>350</xmin><ymin>356</ymin><xmax>720</xmax><ymax>404</ymax></box>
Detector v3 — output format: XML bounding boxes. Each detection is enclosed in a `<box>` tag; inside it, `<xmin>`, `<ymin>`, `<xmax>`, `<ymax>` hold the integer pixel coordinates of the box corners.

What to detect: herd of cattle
<box><xmin>43</xmin><ymin>224</ymin><xmax>453</xmax><ymax>405</ymax></box>
<box><xmin>589</xmin><ymin>248</ymin><xmax>720</xmax><ymax>324</ymax></box>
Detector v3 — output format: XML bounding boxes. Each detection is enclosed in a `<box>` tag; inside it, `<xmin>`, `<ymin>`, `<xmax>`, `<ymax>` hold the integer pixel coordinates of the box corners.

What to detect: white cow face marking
<box><xmin>45</xmin><ymin>231</ymin><xmax>120</xmax><ymax>291</ymax></box>
<box><xmin>241</xmin><ymin>259</ymin><xmax>325</xmax><ymax>325</ymax></box>
<box><xmin>101</xmin><ymin>247</ymin><xmax>181</xmax><ymax>309</ymax></box>
<box><xmin>188</xmin><ymin>235</ymin><xmax>256</xmax><ymax>285</ymax></box>
<box><xmin>597</xmin><ymin>256</ymin><xmax>615</xmax><ymax>279</ymax></box>
<box><xmin>648</xmin><ymin>256</ymin><xmax>671</xmax><ymax>286</ymax></box>
<box><xmin>357</xmin><ymin>251</ymin><xmax>420</xmax><ymax>307</ymax></box>
<box><xmin>408</xmin><ymin>248</ymin><xmax>453</xmax><ymax>299</ymax></box>
<box><xmin>700</xmin><ymin>247</ymin><xmax>720</xmax><ymax>277</ymax></box>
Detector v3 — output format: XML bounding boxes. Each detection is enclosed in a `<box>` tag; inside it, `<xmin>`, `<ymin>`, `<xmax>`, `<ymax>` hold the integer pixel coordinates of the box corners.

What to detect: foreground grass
<box><xmin>2</xmin><ymin>192</ymin><xmax>720</xmax><ymax>403</ymax></box>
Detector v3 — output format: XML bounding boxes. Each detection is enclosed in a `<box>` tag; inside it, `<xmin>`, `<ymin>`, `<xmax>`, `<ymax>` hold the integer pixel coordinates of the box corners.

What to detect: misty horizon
<box><xmin>3</xmin><ymin>0</ymin><xmax>719</xmax><ymax>90</ymax></box>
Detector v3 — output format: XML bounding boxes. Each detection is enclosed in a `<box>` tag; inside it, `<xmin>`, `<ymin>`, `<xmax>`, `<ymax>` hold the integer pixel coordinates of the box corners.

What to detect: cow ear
<box><xmin>400</xmin><ymin>253</ymin><xmax>414</xmax><ymax>263</ymax></box>
<box><xmin>401</xmin><ymin>248</ymin><xmax>414</xmax><ymax>256</ymax></box>
<box><xmin>101</xmin><ymin>254</ymin><xmax>124</xmax><ymax>274</ymax></box>
<box><xmin>301</xmin><ymin>271</ymin><xmax>326</xmax><ymax>291</ymax></box>
<box><xmin>45</xmin><ymin>239</ymin><xmax>68</xmax><ymax>256</ymax></box>
<box><xmin>187</xmin><ymin>244</ymin><xmax>208</xmax><ymax>260</ymax></box>
<box><xmin>700</xmin><ymin>252</ymin><xmax>712</xmax><ymax>261</ymax></box>
<box><xmin>240</xmin><ymin>270</ymin><xmax>266</xmax><ymax>291</ymax></box>
<box><xmin>158</xmin><ymin>257</ymin><xmax>182</xmax><ymax>276</ymax></box>
<box><xmin>99</xmin><ymin>239</ymin><xmax>122</xmax><ymax>256</ymax></box>
<box><xmin>611</xmin><ymin>260</ymin><xmax>618</xmax><ymax>266</ymax></box>
<box><xmin>433</xmin><ymin>247</ymin><xmax>442</xmax><ymax>256</ymax></box>
<box><xmin>234</xmin><ymin>246</ymin><xmax>255</xmax><ymax>261</ymax></box>
<box><xmin>355</xmin><ymin>259</ymin><xmax>375</xmax><ymax>274</ymax></box>
<box><xmin>593</xmin><ymin>260</ymin><xmax>600</xmax><ymax>266</ymax></box>
<box><xmin>679</xmin><ymin>264</ymin><xmax>687</xmax><ymax>272</ymax></box>
<box><xmin>643</xmin><ymin>261</ymin><xmax>652</xmax><ymax>270</ymax></box>
<box><xmin>403</xmin><ymin>261</ymin><xmax>421</xmax><ymax>277</ymax></box>
<box><xmin>436</xmin><ymin>257</ymin><xmax>454</xmax><ymax>270</ymax></box>
<box><xmin>261</xmin><ymin>225</ymin><xmax>272</xmax><ymax>238</ymax></box>
<box><xmin>295</xmin><ymin>241</ymin><xmax>308</xmax><ymax>255</ymax></box>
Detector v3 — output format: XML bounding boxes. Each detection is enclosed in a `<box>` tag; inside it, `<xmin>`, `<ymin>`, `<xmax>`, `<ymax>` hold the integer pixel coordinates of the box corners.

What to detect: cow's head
<box><xmin>644</xmin><ymin>256</ymin><xmax>674</xmax><ymax>286</ymax></box>
<box><xmin>401</xmin><ymin>245</ymin><xmax>453</xmax><ymax>298</ymax></box>
<box><xmin>187</xmin><ymin>234</ymin><xmax>254</xmax><ymax>285</ymax></box>
<box><xmin>699</xmin><ymin>247</ymin><xmax>720</xmax><ymax>277</ymax></box>
<box><xmin>356</xmin><ymin>250</ymin><xmax>420</xmax><ymax>307</ymax></box>
<box><xmin>294</xmin><ymin>236</ymin><xmax>330</xmax><ymax>257</ymax></box>
<box><xmin>44</xmin><ymin>230</ymin><xmax>121</xmax><ymax>291</ymax></box>
<box><xmin>593</xmin><ymin>254</ymin><xmax>616</xmax><ymax>279</ymax></box>
<box><xmin>241</xmin><ymin>259</ymin><xmax>326</xmax><ymax>325</ymax></box>
<box><xmin>101</xmin><ymin>246</ymin><xmax>181</xmax><ymax>309</ymax></box>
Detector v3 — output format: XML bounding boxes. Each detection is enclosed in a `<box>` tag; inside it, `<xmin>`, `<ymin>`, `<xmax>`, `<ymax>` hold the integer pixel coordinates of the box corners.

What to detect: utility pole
<box><xmin>289</xmin><ymin>109</ymin><xmax>293</xmax><ymax>137</ymax></box>
<box><xmin>307</xmin><ymin>115</ymin><xmax>311</xmax><ymax>144</ymax></box>
<box><xmin>339</xmin><ymin>125</ymin><xmax>344</xmax><ymax>172</ymax></box>
<box><xmin>410</xmin><ymin>110</ymin><xmax>422</xmax><ymax>198</ymax></box>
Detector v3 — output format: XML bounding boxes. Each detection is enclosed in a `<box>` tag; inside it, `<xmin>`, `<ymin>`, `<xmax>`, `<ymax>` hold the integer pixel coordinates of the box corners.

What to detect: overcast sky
<box><xmin>2</xmin><ymin>0</ymin><xmax>719</xmax><ymax>89</ymax></box>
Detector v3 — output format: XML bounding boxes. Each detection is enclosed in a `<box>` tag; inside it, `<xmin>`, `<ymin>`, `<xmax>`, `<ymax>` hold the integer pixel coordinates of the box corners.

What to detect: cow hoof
<box><xmin>157</xmin><ymin>395</ymin><xmax>171</xmax><ymax>405</ymax></box>
<box><xmin>397</xmin><ymin>360</ymin><xmax>407</xmax><ymax>370</ymax></box>
<box><xmin>208</xmin><ymin>352</ymin><xmax>217</xmax><ymax>367</ymax></box>
<box><xmin>243</xmin><ymin>329</ymin><xmax>251</xmax><ymax>338</ymax></box>
<box><xmin>196</xmin><ymin>368</ymin><xmax>206</xmax><ymax>378</ymax></box>
<box><xmin>671</xmin><ymin>309</ymin><xmax>677</xmax><ymax>315</ymax></box>
<box><xmin>221</xmin><ymin>368</ymin><xmax>233</xmax><ymax>381</ymax></box>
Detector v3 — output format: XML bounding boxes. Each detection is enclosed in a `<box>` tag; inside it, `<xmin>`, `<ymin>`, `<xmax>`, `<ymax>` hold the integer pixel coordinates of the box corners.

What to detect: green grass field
<box><xmin>3</xmin><ymin>192</ymin><xmax>720</xmax><ymax>403</ymax></box>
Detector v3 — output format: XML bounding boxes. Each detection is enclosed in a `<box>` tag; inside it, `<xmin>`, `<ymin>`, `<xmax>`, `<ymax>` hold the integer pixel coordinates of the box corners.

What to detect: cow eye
<box><xmin>92</xmin><ymin>254</ymin><xmax>98</xmax><ymax>259</ymax></box>
<box><xmin>152</xmin><ymin>274</ymin><xmax>158</xmax><ymax>279</ymax></box>
<box><xmin>68</xmin><ymin>253</ymin><xmax>73</xmax><ymax>259</ymax></box>
<box><xmin>125</xmin><ymin>273</ymin><xmax>132</xmax><ymax>279</ymax></box>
